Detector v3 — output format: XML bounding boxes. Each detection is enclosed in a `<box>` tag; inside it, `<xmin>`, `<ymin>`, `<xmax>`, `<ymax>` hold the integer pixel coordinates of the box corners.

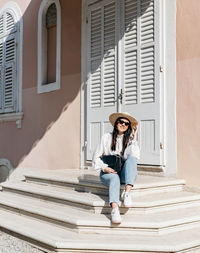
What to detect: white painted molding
<box><xmin>0</xmin><ymin>1</ymin><xmax>22</xmax><ymax>20</ymax></box>
<box><xmin>0</xmin><ymin>1</ymin><xmax>23</xmax><ymax>116</ymax></box>
<box><xmin>81</xmin><ymin>0</ymin><xmax>87</xmax><ymax>169</ymax></box>
<box><xmin>163</xmin><ymin>0</ymin><xmax>177</xmax><ymax>175</ymax></box>
<box><xmin>37</xmin><ymin>0</ymin><xmax>61</xmax><ymax>94</ymax></box>
<box><xmin>0</xmin><ymin>112</ymin><xmax>23</xmax><ymax>128</ymax></box>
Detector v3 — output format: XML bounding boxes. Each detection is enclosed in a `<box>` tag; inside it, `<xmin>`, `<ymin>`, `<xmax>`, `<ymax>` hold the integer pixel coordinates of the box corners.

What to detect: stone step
<box><xmin>24</xmin><ymin>169</ymin><xmax>185</xmax><ymax>197</ymax></box>
<box><xmin>2</xmin><ymin>181</ymin><xmax>200</xmax><ymax>215</ymax></box>
<box><xmin>0</xmin><ymin>191</ymin><xmax>200</xmax><ymax>236</ymax></box>
<box><xmin>1</xmin><ymin>208</ymin><xmax>200</xmax><ymax>253</ymax></box>
<box><xmin>2</xmin><ymin>181</ymin><xmax>107</xmax><ymax>213</ymax></box>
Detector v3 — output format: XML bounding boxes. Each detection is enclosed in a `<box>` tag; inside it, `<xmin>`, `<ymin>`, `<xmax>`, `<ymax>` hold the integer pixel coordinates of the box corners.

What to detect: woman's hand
<box><xmin>132</xmin><ymin>125</ymin><xmax>138</xmax><ymax>141</ymax></box>
<box><xmin>104</xmin><ymin>167</ymin><xmax>117</xmax><ymax>174</ymax></box>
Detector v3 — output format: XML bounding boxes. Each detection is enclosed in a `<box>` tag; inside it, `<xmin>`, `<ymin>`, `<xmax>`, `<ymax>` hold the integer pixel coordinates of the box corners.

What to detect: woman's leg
<box><xmin>100</xmin><ymin>171</ymin><xmax>121</xmax><ymax>223</ymax></box>
<box><xmin>100</xmin><ymin>171</ymin><xmax>121</xmax><ymax>206</ymax></box>
<box><xmin>120</xmin><ymin>156</ymin><xmax>137</xmax><ymax>188</ymax></box>
<box><xmin>120</xmin><ymin>156</ymin><xmax>137</xmax><ymax>206</ymax></box>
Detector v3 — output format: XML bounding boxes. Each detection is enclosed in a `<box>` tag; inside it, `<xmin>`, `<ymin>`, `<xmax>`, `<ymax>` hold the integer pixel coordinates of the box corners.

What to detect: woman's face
<box><xmin>116</xmin><ymin>118</ymin><xmax>130</xmax><ymax>135</ymax></box>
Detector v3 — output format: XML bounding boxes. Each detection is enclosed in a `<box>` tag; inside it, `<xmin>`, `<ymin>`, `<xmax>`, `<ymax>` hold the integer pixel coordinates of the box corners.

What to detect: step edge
<box><xmin>24</xmin><ymin>174</ymin><xmax>186</xmax><ymax>189</ymax></box>
<box><xmin>1</xmin><ymin>183</ymin><xmax>106</xmax><ymax>207</ymax></box>
<box><xmin>1</xmin><ymin>193</ymin><xmax>200</xmax><ymax>230</ymax></box>
<box><xmin>0</xmin><ymin>210</ymin><xmax>200</xmax><ymax>252</ymax></box>
<box><xmin>2</xmin><ymin>183</ymin><xmax>200</xmax><ymax>208</ymax></box>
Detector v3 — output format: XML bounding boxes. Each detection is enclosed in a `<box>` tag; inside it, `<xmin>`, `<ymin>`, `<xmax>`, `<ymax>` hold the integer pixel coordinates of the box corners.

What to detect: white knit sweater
<box><xmin>92</xmin><ymin>132</ymin><xmax>140</xmax><ymax>172</ymax></box>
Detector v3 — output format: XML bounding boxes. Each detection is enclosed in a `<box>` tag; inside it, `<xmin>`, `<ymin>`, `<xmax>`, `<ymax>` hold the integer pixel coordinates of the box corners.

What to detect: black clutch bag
<box><xmin>100</xmin><ymin>155</ymin><xmax>125</xmax><ymax>173</ymax></box>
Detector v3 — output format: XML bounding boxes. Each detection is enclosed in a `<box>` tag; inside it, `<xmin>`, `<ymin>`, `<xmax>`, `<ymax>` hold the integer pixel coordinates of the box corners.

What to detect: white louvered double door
<box><xmin>86</xmin><ymin>0</ymin><xmax>163</xmax><ymax>165</ymax></box>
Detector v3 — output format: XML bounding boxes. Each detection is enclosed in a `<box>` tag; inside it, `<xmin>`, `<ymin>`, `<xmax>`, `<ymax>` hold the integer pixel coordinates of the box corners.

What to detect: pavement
<box><xmin>0</xmin><ymin>232</ymin><xmax>45</xmax><ymax>253</ymax></box>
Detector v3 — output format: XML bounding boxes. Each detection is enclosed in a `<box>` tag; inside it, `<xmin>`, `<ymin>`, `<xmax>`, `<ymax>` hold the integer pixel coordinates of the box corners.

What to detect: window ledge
<box><xmin>37</xmin><ymin>81</ymin><xmax>60</xmax><ymax>94</ymax></box>
<box><xmin>0</xmin><ymin>112</ymin><xmax>24</xmax><ymax>128</ymax></box>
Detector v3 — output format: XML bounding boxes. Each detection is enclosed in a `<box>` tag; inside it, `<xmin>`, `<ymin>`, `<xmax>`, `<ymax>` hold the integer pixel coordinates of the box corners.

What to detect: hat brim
<box><xmin>109</xmin><ymin>112</ymin><xmax>138</xmax><ymax>129</ymax></box>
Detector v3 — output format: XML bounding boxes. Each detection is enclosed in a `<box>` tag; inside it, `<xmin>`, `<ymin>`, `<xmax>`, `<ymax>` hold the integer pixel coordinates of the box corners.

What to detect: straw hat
<box><xmin>109</xmin><ymin>112</ymin><xmax>138</xmax><ymax>129</ymax></box>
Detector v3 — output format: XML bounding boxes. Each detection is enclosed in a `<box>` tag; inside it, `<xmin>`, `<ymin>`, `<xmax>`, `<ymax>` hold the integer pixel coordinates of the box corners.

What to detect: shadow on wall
<box><xmin>0</xmin><ymin>0</ymin><xmax>81</xmax><ymax>176</ymax></box>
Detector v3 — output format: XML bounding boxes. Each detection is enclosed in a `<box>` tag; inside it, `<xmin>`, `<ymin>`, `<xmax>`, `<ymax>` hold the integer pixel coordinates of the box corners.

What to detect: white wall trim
<box><xmin>37</xmin><ymin>0</ymin><xmax>61</xmax><ymax>94</ymax></box>
<box><xmin>81</xmin><ymin>0</ymin><xmax>87</xmax><ymax>169</ymax></box>
<box><xmin>0</xmin><ymin>1</ymin><xmax>23</xmax><ymax>127</ymax></box>
<box><xmin>163</xmin><ymin>0</ymin><xmax>177</xmax><ymax>175</ymax></box>
<box><xmin>0</xmin><ymin>112</ymin><xmax>23</xmax><ymax>128</ymax></box>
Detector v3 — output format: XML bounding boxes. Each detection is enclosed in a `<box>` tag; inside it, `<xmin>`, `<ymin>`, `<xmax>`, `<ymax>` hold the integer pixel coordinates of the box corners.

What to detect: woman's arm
<box><xmin>92</xmin><ymin>134</ymin><xmax>110</xmax><ymax>172</ymax></box>
<box><xmin>132</xmin><ymin>125</ymin><xmax>138</xmax><ymax>141</ymax></box>
<box><xmin>92</xmin><ymin>133</ymin><xmax>117</xmax><ymax>173</ymax></box>
<box><xmin>126</xmin><ymin>125</ymin><xmax>140</xmax><ymax>160</ymax></box>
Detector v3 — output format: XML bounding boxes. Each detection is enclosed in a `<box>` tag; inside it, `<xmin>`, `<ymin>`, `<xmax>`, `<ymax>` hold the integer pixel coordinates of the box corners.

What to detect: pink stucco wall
<box><xmin>0</xmin><ymin>0</ymin><xmax>81</xmax><ymax>172</ymax></box>
<box><xmin>177</xmin><ymin>0</ymin><xmax>200</xmax><ymax>186</ymax></box>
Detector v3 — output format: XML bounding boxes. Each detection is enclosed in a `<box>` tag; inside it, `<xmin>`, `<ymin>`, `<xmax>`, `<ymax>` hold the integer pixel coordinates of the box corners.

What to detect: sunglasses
<box><xmin>118</xmin><ymin>119</ymin><xmax>130</xmax><ymax>126</ymax></box>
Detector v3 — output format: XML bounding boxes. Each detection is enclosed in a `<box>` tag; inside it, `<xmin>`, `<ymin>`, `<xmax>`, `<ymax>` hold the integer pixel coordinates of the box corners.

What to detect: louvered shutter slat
<box><xmin>0</xmin><ymin>12</ymin><xmax>17</xmax><ymax>113</ymax></box>
<box><xmin>90</xmin><ymin>59</ymin><xmax>101</xmax><ymax>108</ymax></box>
<box><xmin>103</xmin><ymin>2</ymin><xmax>116</xmax><ymax>107</ymax></box>
<box><xmin>0</xmin><ymin>40</ymin><xmax>2</xmax><ymax>111</ymax></box>
<box><xmin>123</xmin><ymin>0</ymin><xmax>156</xmax><ymax>106</ymax></box>
<box><xmin>141</xmin><ymin>46</ymin><xmax>154</xmax><ymax>103</ymax></box>
<box><xmin>91</xmin><ymin>9</ymin><xmax>101</xmax><ymax>58</ymax></box>
<box><xmin>0</xmin><ymin>67</ymin><xmax>2</xmax><ymax>111</ymax></box>
<box><xmin>4</xmin><ymin>65</ymin><xmax>14</xmax><ymax>110</ymax></box>
<box><xmin>123</xmin><ymin>0</ymin><xmax>138</xmax><ymax>105</ymax></box>
<box><xmin>103</xmin><ymin>63</ymin><xmax>115</xmax><ymax>108</ymax></box>
<box><xmin>124</xmin><ymin>50</ymin><xmax>137</xmax><ymax>105</ymax></box>
<box><xmin>91</xmin><ymin>45</ymin><xmax>101</xmax><ymax>56</ymax></box>
<box><xmin>3</xmin><ymin>35</ymin><xmax>16</xmax><ymax>111</ymax></box>
<box><xmin>125</xmin><ymin>0</ymin><xmax>137</xmax><ymax>48</ymax></box>
<box><xmin>90</xmin><ymin>7</ymin><xmax>102</xmax><ymax>108</ymax></box>
<box><xmin>6</xmin><ymin>38</ymin><xmax>15</xmax><ymax>62</ymax></box>
<box><xmin>141</xmin><ymin>0</ymin><xmax>154</xmax><ymax>44</ymax></box>
<box><xmin>0</xmin><ymin>42</ymin><xmax>3</xmax><ymax>65</ymax></box>
<box><xmin>6</xmin><ymin>13</ymin><xmax>15</xmax><ymax>34</ymax></box>
<box><xmin>89</xmin><ymin>2</ymin><xmax>116</xmax><ymax>109</ymax></box>
<box><xmin>0</xmin><ymin>16</ymin><xmax>3</xmax><ymax>36</ymax></box>
<box><xmin>140</xmin><ymin>0</ymin><xmax>155</xmax><ymax>104</ymax></box>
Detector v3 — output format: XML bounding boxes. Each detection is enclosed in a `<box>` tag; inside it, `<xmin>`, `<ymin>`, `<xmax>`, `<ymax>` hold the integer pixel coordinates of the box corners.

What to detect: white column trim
<box><xmin>81</xmin><ymin>0</ymin><xmax>88</xmax><ymax>168</ymax></box>
<box><xmin>163</xmin><ymin>0</ymin><xmax>177</xmax><ymax>175</ymax></box>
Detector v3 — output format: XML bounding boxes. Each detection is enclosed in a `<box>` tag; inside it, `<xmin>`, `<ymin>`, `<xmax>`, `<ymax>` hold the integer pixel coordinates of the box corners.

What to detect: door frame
<box><xmin>81</xmin><ymin>0</ymin><xmax>177</xmax><ymax>176</ymax></box>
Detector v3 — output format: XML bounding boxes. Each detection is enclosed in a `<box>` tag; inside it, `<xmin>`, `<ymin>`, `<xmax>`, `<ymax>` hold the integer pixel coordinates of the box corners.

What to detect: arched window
<box><xmin>46</xmin><ymin>3</ymin><xmax>57</xmax><ymax>84</ymax></box>
<box><xmin>0</xmin><ymin>11</ymin><xmax>17</xmax><ymax>113</ymax></box>
<box><xmin>38</xmin><ymin>0</ymin><xmax>61</xmax><ymax>93</ymax></box>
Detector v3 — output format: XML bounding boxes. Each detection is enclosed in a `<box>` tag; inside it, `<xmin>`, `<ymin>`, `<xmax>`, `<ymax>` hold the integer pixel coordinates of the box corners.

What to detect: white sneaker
<box><xmin>121</xmin><ymin>190</ymin><xmax>125</xmax><ymax>200</ymax></box>
<box><xmin>122</xmin><ymin>191</ymin><xmax>132</xmax><ymax>207</ymax></box>
<box><xmin>111</xmin><ymin>207</ymin><xmax>121</xmax><ymax>224</ymax></box>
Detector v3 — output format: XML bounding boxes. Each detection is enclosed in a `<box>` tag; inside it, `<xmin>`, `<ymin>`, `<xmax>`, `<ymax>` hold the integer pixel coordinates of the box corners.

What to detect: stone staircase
<box><xmin>0</xmin><ymin>169</ymin><xmax>200</xmax><ymax>252</ymax></box>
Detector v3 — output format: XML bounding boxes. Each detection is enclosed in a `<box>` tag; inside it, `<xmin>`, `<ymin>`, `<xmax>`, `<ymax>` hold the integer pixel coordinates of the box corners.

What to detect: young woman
<box><xmin>92</xmin><ymin>112</ymin><xmax>140</xmax><ymax>224</ymax></box>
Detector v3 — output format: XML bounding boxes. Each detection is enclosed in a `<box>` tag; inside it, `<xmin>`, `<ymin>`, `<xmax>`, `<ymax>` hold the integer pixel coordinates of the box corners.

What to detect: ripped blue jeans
<box><xmin>100</xmin><ymin>156</ymin><xmax>137</xmax><ymax>205</ymax></box>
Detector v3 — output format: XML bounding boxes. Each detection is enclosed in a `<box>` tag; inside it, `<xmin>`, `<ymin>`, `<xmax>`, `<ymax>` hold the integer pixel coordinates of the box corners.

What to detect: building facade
<box><xmin>0</xmin><ymin>0</ymin><xmax>199</xmax><ymax>187</ymax></box>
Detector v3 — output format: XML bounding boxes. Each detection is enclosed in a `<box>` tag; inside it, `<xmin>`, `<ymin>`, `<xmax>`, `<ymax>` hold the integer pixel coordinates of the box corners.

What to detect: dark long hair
<box><xmin>111</xmin><ymin>117</ymin><xmax>132</xmax><ymax>155</ymax></box>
